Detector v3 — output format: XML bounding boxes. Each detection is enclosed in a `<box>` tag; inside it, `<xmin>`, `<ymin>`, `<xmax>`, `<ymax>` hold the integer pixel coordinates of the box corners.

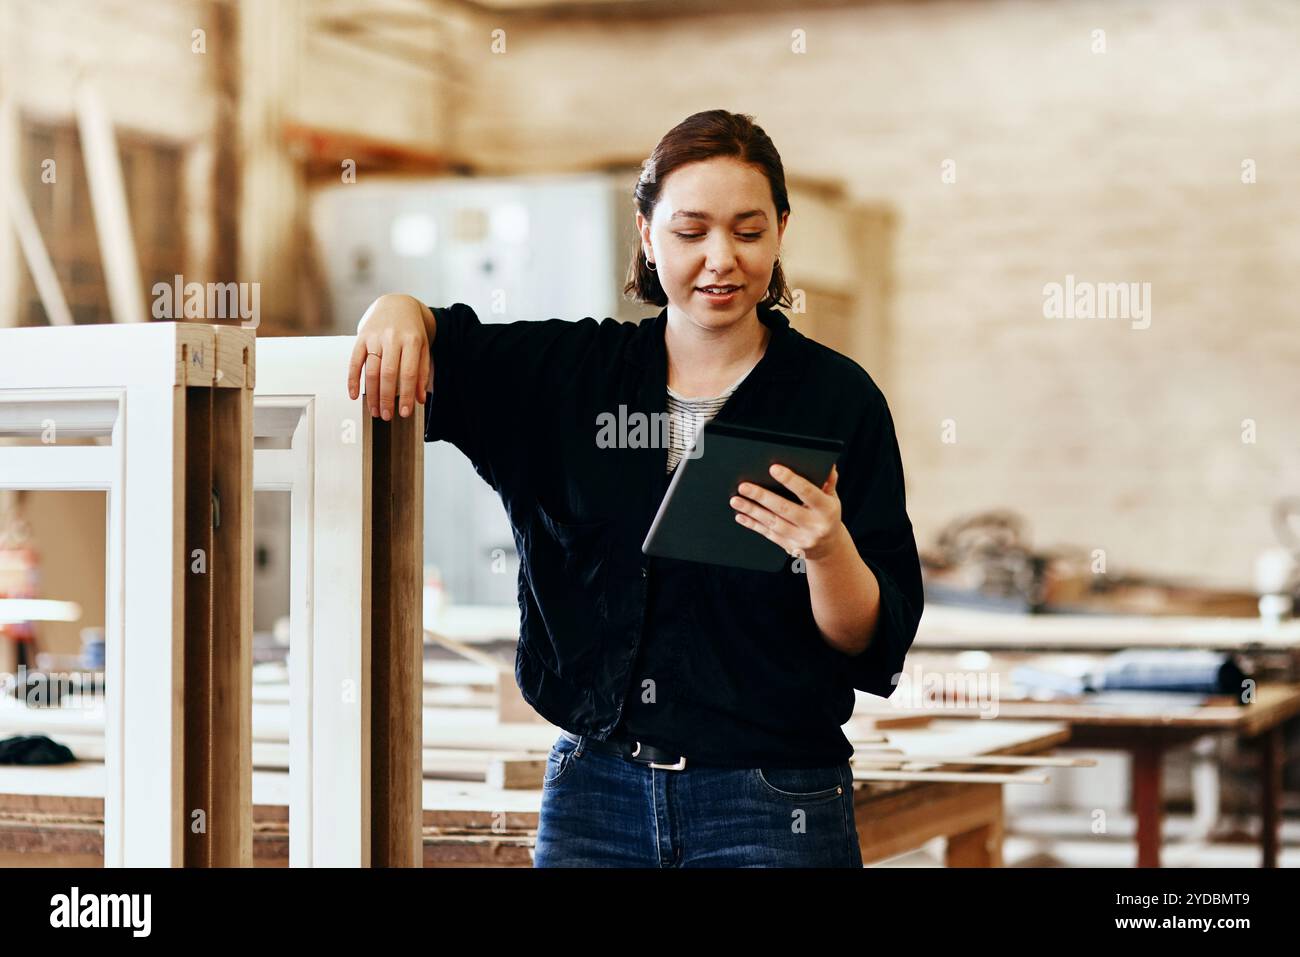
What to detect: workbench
<box><xmin>859</xmin><ymin>660</ymin><xmax>1300</xmax><ymax>867</ymax></box>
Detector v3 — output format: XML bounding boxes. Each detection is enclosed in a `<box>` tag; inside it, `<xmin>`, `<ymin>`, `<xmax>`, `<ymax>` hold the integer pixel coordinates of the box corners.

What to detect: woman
<box><xmin>346</xmin><ymin>110</ymin><xmax>924</xmax><ymax>867</ymax></box>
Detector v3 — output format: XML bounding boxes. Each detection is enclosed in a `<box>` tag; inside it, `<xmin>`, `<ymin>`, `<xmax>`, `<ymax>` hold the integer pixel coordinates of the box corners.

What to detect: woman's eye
<box><xmin>672</xmin><ymin>231</ymin><xmax>765</xmax><ymax>240</ymax></box>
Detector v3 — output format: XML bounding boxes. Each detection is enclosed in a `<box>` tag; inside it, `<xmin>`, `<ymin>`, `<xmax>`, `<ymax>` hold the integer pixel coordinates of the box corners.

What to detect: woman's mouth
<box><xmin>696</xmin><ymin>284</ymin><xmax>742</xmax><ymax>304</ymax></box>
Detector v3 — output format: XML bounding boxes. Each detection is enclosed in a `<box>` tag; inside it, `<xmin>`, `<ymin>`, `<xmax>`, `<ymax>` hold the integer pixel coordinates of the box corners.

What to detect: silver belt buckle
<box><xmin>631</xmin><ymin>740</ymin><xmax>687</xmax><ymax>771</ymax></box>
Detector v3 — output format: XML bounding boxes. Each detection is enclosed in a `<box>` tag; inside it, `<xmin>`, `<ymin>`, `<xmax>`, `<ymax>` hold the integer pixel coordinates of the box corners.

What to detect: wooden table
<box><xmin>845</xmin><ymin>718</ymin><xmax>1070</xmax><ymax>866</ymax></box>
<box><xmin>859</xmin><ymin>675</ymin><xmax>1300</xmax><ymax>867</ymax></box>
<box><xmin>0</xmin><ymin>717</ymin><xmax>1069</xmax><ymax>867</ymax></box>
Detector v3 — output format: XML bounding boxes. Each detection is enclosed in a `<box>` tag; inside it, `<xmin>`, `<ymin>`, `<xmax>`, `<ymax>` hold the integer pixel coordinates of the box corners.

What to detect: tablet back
<box><xmin>641</xmin><ymin>421</ymin><xmax>843</xmax><ymax>572</ymax></box>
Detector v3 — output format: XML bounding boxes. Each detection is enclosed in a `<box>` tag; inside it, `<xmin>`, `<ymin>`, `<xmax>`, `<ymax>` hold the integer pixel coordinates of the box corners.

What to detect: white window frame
<box><xmin>0</xmin><ymin>322</ymin><xmax>254</xmax><ymax>867</ymax></box>
<box><xmin>248</xmin><ymin>334</ymin><xmax>423</xmax><ymax>868</ymax></box>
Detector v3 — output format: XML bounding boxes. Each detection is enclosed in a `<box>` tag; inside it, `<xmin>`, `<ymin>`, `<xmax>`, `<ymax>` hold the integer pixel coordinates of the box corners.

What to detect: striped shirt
<box><xmin>665</xmin><ymin>366</ymin><xmax>755</xmax><ymax>472</ymax></box>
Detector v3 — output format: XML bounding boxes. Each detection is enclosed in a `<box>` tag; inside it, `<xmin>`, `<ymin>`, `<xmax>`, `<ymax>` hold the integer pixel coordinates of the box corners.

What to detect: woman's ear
<box><xmin>634</xmin><ymin>212</ymin><xmax>655</xmax><ymax>263</ymax></box>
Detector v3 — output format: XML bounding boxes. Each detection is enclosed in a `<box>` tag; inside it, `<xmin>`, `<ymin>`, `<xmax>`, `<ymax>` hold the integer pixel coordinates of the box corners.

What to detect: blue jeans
<box><xmin>533</xmin><ymin>731</ymin><xmax>864</xmax><ymax>867</ymax></box>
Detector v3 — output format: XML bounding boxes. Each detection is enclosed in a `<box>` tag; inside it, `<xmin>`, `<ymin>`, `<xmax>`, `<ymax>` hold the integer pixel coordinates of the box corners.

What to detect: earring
<box><xmin>646</xmin><ymin>258</ymin><xmax>657</xmax><ymax>272</ymax></box>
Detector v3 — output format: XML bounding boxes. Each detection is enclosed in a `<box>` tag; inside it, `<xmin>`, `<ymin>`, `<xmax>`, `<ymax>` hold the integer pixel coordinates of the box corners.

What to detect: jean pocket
<box><xmin>753</xmin><ymin>763</ymin><xmax>846</xmax><ymax>803</ymax></box>
<box><xmin>542</xmin><ymin>731</ymin><xmax>583</xmax><ymax>789</ymax></box>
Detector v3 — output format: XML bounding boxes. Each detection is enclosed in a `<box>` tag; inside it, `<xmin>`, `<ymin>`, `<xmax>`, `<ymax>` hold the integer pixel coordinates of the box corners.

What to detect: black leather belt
<box><xmin>583</xmin><ymin>731</ymin><xmax>688</xmax><ymax>770</ymax></box>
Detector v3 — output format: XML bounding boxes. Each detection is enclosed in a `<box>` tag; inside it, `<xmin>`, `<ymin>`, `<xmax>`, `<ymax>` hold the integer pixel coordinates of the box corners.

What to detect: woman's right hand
<box><xmin>347</xmin><ymin>293</ymin><xmax>435</xmax><ymax>420</ymax></box>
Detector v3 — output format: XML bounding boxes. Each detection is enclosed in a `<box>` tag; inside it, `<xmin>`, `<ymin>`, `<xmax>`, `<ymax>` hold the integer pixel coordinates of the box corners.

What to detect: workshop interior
<box><xmin>0</xmin><ymin>0</ymin><xmax>1297</xmax><ymax>876</ymax></box>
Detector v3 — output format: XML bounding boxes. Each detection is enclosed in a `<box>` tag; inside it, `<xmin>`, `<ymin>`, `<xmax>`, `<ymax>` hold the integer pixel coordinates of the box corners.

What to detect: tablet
<box><xmin>641</xmin><ymin>420</ymin><xmax>844</xmax><ymax>572</ymax></box>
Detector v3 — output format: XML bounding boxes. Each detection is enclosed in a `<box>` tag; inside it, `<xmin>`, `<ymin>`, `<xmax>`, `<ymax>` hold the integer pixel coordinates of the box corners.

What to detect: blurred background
<box><xmin>1</xmin><ymin>0</ymin><xmax>1299</xmax><ymax>867</ymax></box>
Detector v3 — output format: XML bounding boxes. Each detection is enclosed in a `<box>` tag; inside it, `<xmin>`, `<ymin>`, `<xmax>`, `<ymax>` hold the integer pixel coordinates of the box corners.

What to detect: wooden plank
<box><xmin>208</xmin><ymin>0</ymin><xmax>239</xmax><ymax>288</ymax></box>
<box><xmin>853</xmin><ymin>753</ymin><xmax>1095</xmax><ymax>769</ymax></box>
<box><xmin>182</xmin><ymin>386</ymin><xmax>214</xmax><ymax>865</ymax></box>
<box><xmin>74</xmin><ymin>81</ymin><xmax>145</xmax><ymax>324</ymax></box>
<box><xmin>944</xmin><ymin>792</ymin><xmax>1005</xmax><ymax>867</ymax></box>
<box><xmin>1259</xmin><ymin>726</ymin><xmax>1282</xmax><ymax>868</ymax></box>
<box><xmin>855</xmin><ymin>781</ymin><xmax>1006</xmax><ymax>865</ymax></box>
<box><xmin>856</xmin><ymin>682</ymin><xmax>1300</xmax><ymax>732</ymax></box>
<box><xmin>869</xmin><ymin>714</ymin><xmax>933</xmax><ymax>730</ymax></box>
<box><xmin>209</xmin><ymin>381</ymin><xmax>254</xmax><ymax>865</ymax></box>
<box><xmin>1133</xmin><ymin>741</ymin><xmax>1162</xmax><ymax>868</ymax></box>
<box><xmin>851</xmin><ymin>768</ymin><xmax>1047</xmax><ymax>785</ymax></box>
<box><xmin>846</xmin><ymin>718</ymin><xmax>1073</xmax><ymax>758</ymax></box>
<box><xmin>3</xmin><ymin>170</ymin><xmax>73</xmax><ymax>325</ymax></box>
<box><xmin>0</xmin><ymin>84</ymin><xmax>18</xmax><ymax>329</ymax></box>
<box><xmin>486</xmin><ymin>758</ymin><xmax>548</xmax><ymax>791</ymax></box>
<box><xmin>367</xmin><ymin>405</ymin><xmax>424</xmax><ymax>866</ymax></box>
<box><xmin>213</xmin><ymin>327</ymin><xmax>255</xmax><ymax>389</ymax></box>
<box><xmin>424</xmin><ymin>629</ymin><xmax>509</xmax><ymax>674</ymax></box>
<box><xmin>915</xmin><ymin>604</ymin><xmax>1300</xmax><ymax>651</ymax></box>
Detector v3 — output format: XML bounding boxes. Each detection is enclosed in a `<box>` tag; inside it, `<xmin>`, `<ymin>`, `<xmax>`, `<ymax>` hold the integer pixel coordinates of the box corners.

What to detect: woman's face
<box><xmin>637</xmin><ymin>156</ymin><xmax>787</xmax><ymax>331</ymax></box>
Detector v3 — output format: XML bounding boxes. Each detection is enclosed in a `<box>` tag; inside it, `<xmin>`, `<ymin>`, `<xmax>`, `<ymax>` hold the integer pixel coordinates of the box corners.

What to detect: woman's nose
<box><xmin>703</xmin><ymin>234</ymin><xmax>740</xmax><ymax>272</ymax></box>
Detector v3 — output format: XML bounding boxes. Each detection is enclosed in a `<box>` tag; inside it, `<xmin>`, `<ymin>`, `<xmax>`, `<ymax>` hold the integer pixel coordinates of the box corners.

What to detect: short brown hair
<box><xmin>623</xmin><ymin>110</ymin><xmax>793</xmax><ymax>309</ymax></box>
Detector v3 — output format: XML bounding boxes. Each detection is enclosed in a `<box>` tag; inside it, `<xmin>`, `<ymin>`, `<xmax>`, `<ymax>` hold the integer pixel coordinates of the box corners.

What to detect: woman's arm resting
<box><xmin>347</xmin><ymin>293</ymin><xmax>436</xmax><ymax>419</ymax></box>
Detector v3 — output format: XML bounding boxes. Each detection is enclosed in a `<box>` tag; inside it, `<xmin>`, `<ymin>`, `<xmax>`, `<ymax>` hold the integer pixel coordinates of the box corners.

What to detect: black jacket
<box><xmin>423</xmin><ymin>301</ymin><xmax>924</xmax><ymax>765</ymax></box>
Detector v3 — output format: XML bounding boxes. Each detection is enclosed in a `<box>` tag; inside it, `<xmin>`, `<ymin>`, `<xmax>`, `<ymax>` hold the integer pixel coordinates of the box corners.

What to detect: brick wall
<box><xmin>446</xmin><ymin>0</ymin><xmax>1300</xmax><ymax>587</ymax></box>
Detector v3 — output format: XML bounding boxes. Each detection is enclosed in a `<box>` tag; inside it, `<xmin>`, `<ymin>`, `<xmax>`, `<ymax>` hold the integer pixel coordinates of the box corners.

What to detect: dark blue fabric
<box><xmin>533</xmin><ymin>731</ymin><xmax>862</xmax><ymax>867</ymax></box>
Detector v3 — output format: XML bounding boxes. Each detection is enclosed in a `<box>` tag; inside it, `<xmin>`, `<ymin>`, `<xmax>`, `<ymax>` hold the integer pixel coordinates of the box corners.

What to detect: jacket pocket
<box><xmin>521</xmin><ymin>501</ymin><xmax>615</xmax><ymax>684</ymax></box>
<box><xmin>534</xmin><ymin>500</ymin><xmax>612</xmax><ymax>605</ymax></box>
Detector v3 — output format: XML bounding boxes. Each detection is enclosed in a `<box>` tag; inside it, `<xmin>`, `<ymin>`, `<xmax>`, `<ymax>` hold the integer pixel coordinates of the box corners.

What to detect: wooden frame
<box><xmin>247</xmin><ymin>334</ymin><xmax>423</xmax><ymax>867</ymax></box>
<box><xmin>0</xmin><ymin>321</ymin><xmax>254</xmax><ymax>866</ymax></box>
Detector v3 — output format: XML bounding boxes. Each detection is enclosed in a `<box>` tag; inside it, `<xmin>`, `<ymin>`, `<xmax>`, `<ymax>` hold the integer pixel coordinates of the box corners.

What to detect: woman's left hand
<box><xmin>730</xmin><ymin>463</ymin><xmax>849</xmax><ymax>562</ymax></box>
